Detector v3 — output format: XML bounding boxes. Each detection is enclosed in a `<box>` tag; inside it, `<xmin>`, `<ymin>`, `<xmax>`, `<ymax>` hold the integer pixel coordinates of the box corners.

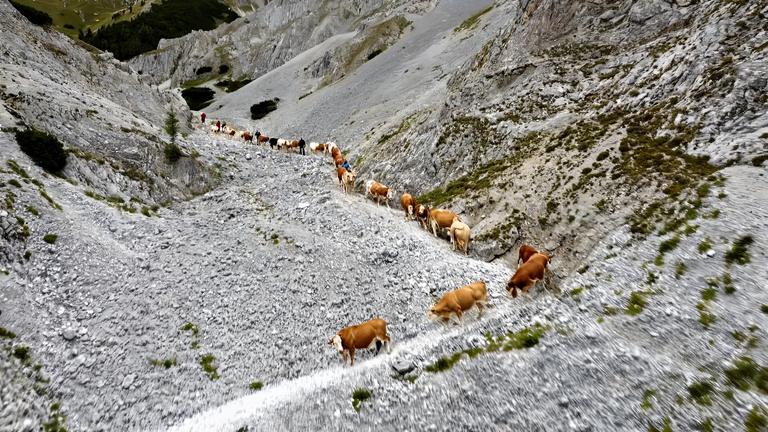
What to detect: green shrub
<box><xmin>250</xmin><ymin>99</ymin><xmax>279</xmax><ymax>120</ymax></box>
<box><xmin>9</xmin><ymin>1</ymin><xmax>52</xmax><ymax>26</ymax></box>
<box><xmin>43</xmin><ymin>234</ymin><xmax>57</xmax><ymax>244</ymax></box>
<box><xmin>181</xmin><ymin>87</ymin><xmax>215</xmax><ymax>111</ymax></box>
<box><xmin>725</xmin><ymin>235</ymin><xmax>754</xmax><ymax>266</ymax></box>
<box><xmin>249</xmin><ymin>381</ymin><xmax>264</xmax><ymax>391</ymax></box>
<box><xmin>200</xmin><ymin>354</ymin><xmax>220</xmax><ymax>380</ymax></box>
<box><xmin>164</xmin><ymin>144</ymin><xmax>183</xmax><ymax>164</ymax></box>
<box><xmin>15</xmin><ymin>129</ymin><xmax>67</xmax><ymax>173</ymax></box>
<box><xmin>626</xmin><ymin>291</ymin><xmax>648</xmax><ymax>316</ymax></box>
<box><xmin>724</xmin><ymin>356</ymin><xmax>768</xmax><ymax>394</ymax></box>
<box><xmin>164</xmin><ymin>108</ymin><xmax>179</xmax><ymax>143</ymax></box>
<box><xmin>688</xmin><ymin>380</ymin><xmax>714</xmax><ymax>405</ymax></box>
<box><xmin>675</xmin><ymin>261</ymin><xmax>687</xmax><ymax>278</ymax></box>
<box><xmin>12</xmin><ymin>346</ymin><xmax>30</xmax><ymax>363</ymax></box>
<box><xmin>150</xmin><ymin>357</ymin><xmax>177</xmax><ymax>369</ymax></box>
<box><xmin>745</xmin><ymin>406</ymin><xmax>768</xmax><ymax>432</ymax></box>
<box><xmin>351</xmin><ymin>388</ymin><xmax>372</xmax><ymax>412</ymax></box>
<box><xmin>0</xmin><ymin>327</ymin><xmax>17</xmax><ymax>339</ymax></box>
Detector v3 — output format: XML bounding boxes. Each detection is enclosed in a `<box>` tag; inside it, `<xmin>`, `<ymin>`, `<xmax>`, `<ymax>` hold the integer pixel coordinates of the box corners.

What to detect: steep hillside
<box><xmin>128</xmin><ymin>0</ymin><xmax>436</xmax><ymax>88</ymax></box>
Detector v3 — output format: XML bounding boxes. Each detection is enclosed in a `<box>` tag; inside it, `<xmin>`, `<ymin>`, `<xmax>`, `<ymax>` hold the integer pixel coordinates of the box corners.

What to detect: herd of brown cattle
<box><xmin>203</xmin><ymin>119</ymin><xmax>554</xmax><ymax>366</ymax></box>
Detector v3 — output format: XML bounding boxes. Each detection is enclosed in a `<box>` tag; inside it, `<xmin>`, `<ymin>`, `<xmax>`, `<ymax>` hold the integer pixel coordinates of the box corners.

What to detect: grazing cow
<box><xmin>210</xmin><ymin>124</ymin><xmax>219</xmax><ymax>133</ymax></box>
<box><xmin>518</xmin><ymin>244</ymin><xmax>538</xmax><ymax>265</ymax></box>
<box><xmin>342</xmin><ymin>170</ymin><xmax>356</xmax><ymax>194</ymax></box>
<box><xmin>222</xmin><ymin>126</ymin><xmax>234</xmax><ymax>135</ymax></box>
<box><xmin>326</xmin><ymin>142</ymin><xmax>338</xmax><ymax>155</ymax></box>
<box><xmin>242</xmin><ymin>132</ymin><xmax>253</xmax><ymax>143</ymax></box>
<box><xmin>329</xmin><ymin>318</ymin><xmax>391</xmax><ymax>366</ymax></box>
<box><xmin>269</xmin><ymin>137</ymin><xmax>278</xmax><ymax>149</ymax></box>
<box><xmin>428</xmin><ymin>281</ymin><xmax>488</xmax><ymax>324</ymax></box>
<box><xmin>330</xmin><ymin>147</ymin><xmax>341</xmax><ymax>160</ymax></box>
<box><xmin>415</xmin><ymin>204</ymin><xmax>430</xmax><ymax>230</ymax></box>
<box><xmin>277</xmin><ymin>138</ymin><xmax>288</xmax><ymax>150</ymax></box>
<box><xmin>449</xmin><ymin>219</ymin><xmax>471</xmax><ymax>255</ymax></box>
<box><xmin>400</xmin><ymin>193</ymin><xmax>417</xmax><ymax>220</ymax></box>
<box><xmin>506</xmin><ymin>253</ymin><xmax>553</xmax><ymax>298</ymax></box>
<box><xmin>258</xmin><ymin>135</ymin><xmax>270</xmax><ymax>145</ymax></box>
<box><xmin>365</xmin><ymin>180</ymin><xmax>392</xmax><ymax>206</ymax></box>
<box><xmin>428</xmin><ymin>209</ymin><xmax>460</xmax><ymax>239</ymax></box>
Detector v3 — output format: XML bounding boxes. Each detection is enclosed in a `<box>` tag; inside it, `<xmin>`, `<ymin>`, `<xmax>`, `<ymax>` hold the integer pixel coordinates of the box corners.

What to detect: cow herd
<box><xmin>201</xmin><ymin>117</ymin><xmax>555</xmax><ymax>367</ymax></box>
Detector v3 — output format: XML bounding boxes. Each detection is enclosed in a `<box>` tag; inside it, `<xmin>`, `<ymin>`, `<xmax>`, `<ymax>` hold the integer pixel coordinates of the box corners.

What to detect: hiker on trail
<box><xmin>298</xmin><ymin>138</ymin><xmax>306</xmax><ymax>155</ymax></box>
<box><xmin>341</xmin><ymin>160</ymin><xmax>351</xmax><ymax>171</ymax></box>
<box><xmin>200</xmin><ymin>112</ymin><xmax>206</xmax><ymax>124</ymax></box>
<box><xmin>216</xmin><ymin>120</ymin><xmax>221</xmax><ymax>133</ymax></box>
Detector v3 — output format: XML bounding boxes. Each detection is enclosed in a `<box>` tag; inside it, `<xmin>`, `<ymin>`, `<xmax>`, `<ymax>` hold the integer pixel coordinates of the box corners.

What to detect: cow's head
<box><xmin>329</xmin><ymin>335</ymin><xmax>343</xmax><ymax>353</ymax></box>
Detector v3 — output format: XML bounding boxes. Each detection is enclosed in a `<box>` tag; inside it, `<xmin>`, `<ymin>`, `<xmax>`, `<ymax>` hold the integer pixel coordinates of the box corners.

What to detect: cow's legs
<box><xmin>349</xmin><ymin>349</ymin><xmax>356</xmax><ymax>366</ymax></box>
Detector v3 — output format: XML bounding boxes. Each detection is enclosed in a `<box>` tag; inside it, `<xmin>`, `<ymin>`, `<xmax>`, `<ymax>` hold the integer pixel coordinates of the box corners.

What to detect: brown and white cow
<box><xmin>428</xmin><ymin>281</ymin><xmax>488</xmax><ymax>324</ymax></box>
<box><xmin>334</xmin><ymin>155</ymin><xmax>345</xmax><ymax>168</ymax></box>
<box><xmin>449</xmin><ymin>219</ymin><xmax>471</xmax><ymax>255</ymax></box>
<box><xmin>326</xmin><ymin>142</ymin><xmax>338</xmax><ymax>155</ymax></box>
<box><xmin>329</xmin><ymin>318</ymin><xmax>391</xmax><ymax>366</ymax></box>
<box><xmin>257</xmin><ymin>135</ymin><xmax>270</xmax><ymax>145</ymax></box>
<box><xmin>400</xmin><ymin>193</ymin><xmax>417</xmax><ymax>220</ymax></box>
<box><xmin>415</xmin><ymin>204</ymin><xmax>430</xmax><ymax>230</ymax></box>
<box><xmin>242</xmin><ymin>132</ymin><xmax>253</xmax><ymax>143</ymax></box>
<box><xmin>428</xmin><ymin>209</ymin><xmax>460</xmax><ymax>239</ymax></box>
<box><xmin>342</xmin><ymin>170</ymin><xmax>356</xmax><ymax>194</ymax></box>
<box><xmin>518</xmin><ymin>244</ymin><xmax>538</xmax><ymax>265</ymax></box>
<box><xmin>506</xmin><ymin>252</ymin><xmax>553</xmax><ymax>298</ymax></box>
<box><xmin>286</xmin><ymin>139</ymin><xmax>300</xmax><ymax>152</ymax></box>
<box><xmin>277</xmin><ymin>138</ymin><xmax>288</xmax><ymax>150</ymax></box>
<box><xmin>309</xmin><ymin>142</ymin><xmax>325</xmax><ymax>153</ymax></box>
<box><xmin>330</xmin><ymin>147</ymin><xmax>341</xmax><ymax>160</ymax></box>
<box><xmin>365</xmin><ymin>180</ymin><xmax>392</xmax><ymax>206</ymax></box>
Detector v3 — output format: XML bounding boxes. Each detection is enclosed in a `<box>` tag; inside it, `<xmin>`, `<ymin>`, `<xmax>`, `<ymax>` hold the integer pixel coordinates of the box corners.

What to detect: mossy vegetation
<box><xmin>647</xmin><ymin>416</ymin><xmax>672</xmax><ymax>432</ymax></box>
<box><xmin>745</xmin><ymin>406</ymin><xmax>768</xmax><ymax>432</ymax></box>
<box><xmin>641</xmin><ymin>389</ymin><xmax>656</xmax><ymax>410</ymax></box>
<box><xmin>43</xmin><ymin>234</ymin><xmax>58</xmax><ymax>244</ymax></box>
<box><xmin>249</xmin><ymin>381</ymin><xmax>264</xmax><ymax>391</ymax></box>
<box><xmin>626</xmin><ymin>291</ymin><xmax>650</xmax><ymax>316</ymax></box>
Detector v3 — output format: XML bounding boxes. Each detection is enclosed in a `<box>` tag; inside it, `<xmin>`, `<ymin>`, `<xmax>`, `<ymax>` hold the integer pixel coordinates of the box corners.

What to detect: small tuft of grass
<box><xmin>641</xmin><ymin>389</ymin><xmax>656</xmax><ymax>410</ymax></box>
<box><xmin>745</xmin><ymin>406</ymin><xmax>768</xmax><ymax>432</ymax></box>
<box><xmin>13</xmin><ymin>346</ymin><xmax>31</xmax><ymax>363</ymax></box>
<box><xmin>42</xmin><ymin>234</ymin><xmax>57</xmax><ymax>244</ymax></box>
<box><xmin>0</xmin><ymin>327</ymin><xmax>17</xmax><ymax>339</ymax></box>
<box><xmin>648</xmin><ymin>416</ymin><xmax>672</xmax><ymax>432</ymax></box>
<box><xmin>699</xmin><ymin>310</ymin><xmax>716</xmax><ymax>328</ymax></box>
<box><xmin>724</xmin><ymin>356</ymin><xmax>768</xmax><ymax>394</ymax></box>
<box><xmin>199</xmin><ymin>354</ymin><xmax>220</xmax><ymax>380</ymax></box>
<box><xmin>454</xmin><ymin>5</ymin><xmax>493</xmax><ymax>32</ymax></box>
<box><xmin>658</xmin><ymin>236</ymin><xmax>681</xmax><ymax>255</ymax></box>
<box><xmin>698</xmin><ymin>238</ymin><xmax>712</xmax><ymax>254</ymax></box>
<box><xmin>181</xmin><ymin>322</ymin><xmax>199</xmax><ymax>337</ymax></box>
<box><xmin>675</xmin><ymin>261</ymin><xmax>687</xmax><ymax>279</ymax></box>
<box><xmin>722</xmin><ymin>272</ymin><xmax>736</xmax><ymax>294</ymax></box>
<box><xmin>761</xmin><ymin>304</ymin><xmax>768</xmax><ymax>314</ymax></box>
<box><xmin>351</xmin><ymin>388</ymin><xmax>372</xmax><ymax>412</ymax></box>
<box><xmin>688</xmin><ymin>380</ymin><xmax>714</xmax><ymax>405</ymax></box>
<box><xmin>699</xmin><ymin>418</ymin><xmax>713</xmax><ymax>432</ymax></box>
<box><xmin>701</xmin><ymin>287</ymin><xmax>717</xmax><ymax>302</ymax></box>
<box><xmin>725</xmin><ymin>235</ymin><xmax>754</xmax><ymax>266</ymax></box>
<box><xmin>249</xmin><ymin>381</ymin><xmax>264</xmax><ymax>391</ymax></box>
<box><xmin>26</xmin><ymin>205</ymin><xmax>39</xmax><ymax>216</ymax></box>
<box><xmin>626</xmin><ymin>291</ymin><xmax>648</xmax><ymax>316</ymax></box>
<box><xmin>150</xmin><ymin>357</ymin><xmax>177</xmax><ymax>369</ymax></box>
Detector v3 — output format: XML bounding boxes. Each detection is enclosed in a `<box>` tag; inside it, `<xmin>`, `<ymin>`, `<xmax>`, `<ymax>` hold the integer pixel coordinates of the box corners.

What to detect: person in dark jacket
<box><xmin>215</xmin><ymin>120</ymin><xmax>221</xmax><ymax>132</ymax></box>
<box><xmin>200</xmin><ymin>112</ymin><xmax>206</xmax><ymax>124</ymax></box>
<box><xmin>298</xmin><ymin>138</ymin><xmax>306</xmax><ymax>155</ymax></box>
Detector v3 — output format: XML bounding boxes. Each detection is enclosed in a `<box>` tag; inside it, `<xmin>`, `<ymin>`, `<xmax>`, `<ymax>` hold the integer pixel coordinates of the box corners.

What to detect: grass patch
<box><xmin>42</xmin><ymin>234</ymin><xmax>57</xmax><ymax>244</ymax></box>
<box><xmin>12</xmin><ymin>346</ymin><xmax>31</xmax><ymax>363</ymax></box>
<box><xmin>688</xmin><ymin>380</ymin><xmax>714</xmax><ymax>405</ymax></box>
<box><xmin>150</xmin><ymin>357</ymin><xmax>177</xmax><ymax>369</ymax></box>
<box><xmin>0</xmin><ymin>327</ymin><xmax>17</xmax><ymax>339</ymax></box>
<box><xmin>641</xmin><ymin>389</ymin><xmax>656</xmax><ymax>410</ymax></box>
<box><xmin>648</xmin><ymin>416</ymin><xmax>672</xmax><ymax>432</ymax></box>
<box><xmin>626</xmin><ymin>291</ymin><xmax>649</xmax><ymax>316</ymax></box>
<box><xmin>249</xmin><ymin>381</ymin><xmax>264</xmax><ymax>391</ymax></box>
<box><xmin>745</xmin><ymin>406</ymin><xmax>768</xmax><ymax>432</ymax></box>
<box><xmin>724</xmin><ymin>235</ymin><xmax>754</xmax><ymax>266</ymax></box>
<box><xmin>701</xmin><ymin>287</ymin><xmax>717</xmax><ymax>302</ymax></box>
<box><xmin>761</xmin><ymin>304</ymin><xmax>768</xmax><ymax>314</ymax></box>
<box><xmin>199</xmin><ymin>354</ymin><xmax>220</xmax><ymax>380</ymax></box>
<box><xmin>426</xmin><ymin>325</ymin><xmax>547</xmax><ymax>373</ymax></box>
<box><xmin>724</xmin><ymin>356</ymin><xmax>768</xmax><ymax>394</ymax></box>
<box><xmin>454</xmin><ymin>5</ymin><xmax>493</xmax><ymax>32</ymax></box>
<box><xmin>675</xmin><ymin>261</ymin><xmax>687</xmax><ymax>278</ymax></box>
<box><xmin>181</xmin><ymin>322</ymin><xmax>199</xmax><ymax>337</ymax></box>
<box><xmin>351</xmin><ymin>388</ymin><xmax>372</xmax><ymax>412</ymax></box>
<box><xmin>698</xmin><ymin>238</ymin><xmax>712</xmax><ymax>253</ymax></box>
